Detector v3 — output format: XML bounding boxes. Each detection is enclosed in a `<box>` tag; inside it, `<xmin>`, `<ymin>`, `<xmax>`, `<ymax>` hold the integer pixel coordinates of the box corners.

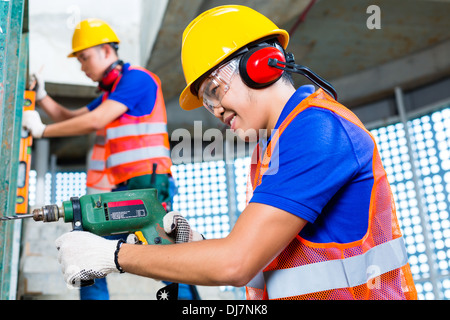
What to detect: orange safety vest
<box><xmin>86</xmin><ymin>66</ymin><xmax>172</xmax><ymax>191</ymax></box>
<box><xmin>245</xmin><ymin>89</ymin><xmax>417</xmax><ymax>300</ymax></box>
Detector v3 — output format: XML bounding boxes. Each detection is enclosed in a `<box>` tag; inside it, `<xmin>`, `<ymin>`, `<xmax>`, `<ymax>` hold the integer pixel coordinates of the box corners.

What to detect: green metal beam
<box><xmin>0</xmin><ymin>0</ymin><xmax>26</xmax><ymax>300</ymax></box>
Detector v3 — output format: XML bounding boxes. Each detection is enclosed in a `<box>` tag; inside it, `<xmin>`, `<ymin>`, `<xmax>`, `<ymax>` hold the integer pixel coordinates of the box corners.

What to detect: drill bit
<box><xmin>0</xmin><ymin>214</ymin><xmax>34</xmax><ymax>221</ymax></box>
<box><xmin>0</xmin><ymin>205</ymin><xmax>63</xmax><ymax>223</ymax></box>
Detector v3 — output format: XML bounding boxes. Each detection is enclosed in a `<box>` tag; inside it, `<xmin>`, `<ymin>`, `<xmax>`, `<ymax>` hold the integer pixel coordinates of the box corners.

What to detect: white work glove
<box><xmin>55</xmin><ymin>231</ymin><xmax>123</xmax><ymax>288</ymax></box>
<box><xmin>30</xmin><ymin>73</ymin><xmax>47</xmax><ymax>101</ymax></box>
<box><xmin>22</xmin><ymin>110</ymin><xmax>46</xmax><ymax>138</ymax></box>
<box><xmin>163</xmin><ymin>211</ymin><xmax>204</xmax><ymax>243</ymax></box>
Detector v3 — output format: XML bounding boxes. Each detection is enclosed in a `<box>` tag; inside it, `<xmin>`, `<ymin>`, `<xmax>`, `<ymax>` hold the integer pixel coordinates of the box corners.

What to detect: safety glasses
<box><xmin>199</xmin><ymin>58</ymin><xmax>239</xmax><ymax>114</ymax></box>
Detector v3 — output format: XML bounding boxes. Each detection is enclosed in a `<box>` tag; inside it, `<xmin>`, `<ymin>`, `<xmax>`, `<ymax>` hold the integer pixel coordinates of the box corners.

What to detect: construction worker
<box><xmin>54</xmin><ymin>6</ymin><xmax>417</xmax><ymax>300</ymax></box>
<box><xmin>22</xmin><ymin>19</ymin><xmax>201</xmax><ymax>300</ymax></box>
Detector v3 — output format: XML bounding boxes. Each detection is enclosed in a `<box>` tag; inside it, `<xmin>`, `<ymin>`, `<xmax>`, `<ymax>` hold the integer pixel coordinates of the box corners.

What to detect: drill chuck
<box><xmin>32</xmin><ymin>205</ymin><xmax>64</xmax><ymax>222</ymax></box>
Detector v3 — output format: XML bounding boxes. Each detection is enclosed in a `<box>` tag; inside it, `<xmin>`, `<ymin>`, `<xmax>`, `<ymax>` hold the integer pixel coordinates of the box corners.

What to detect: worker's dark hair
<box><xmin>281</xmin><ymin>67</ymin><xmax>294</xmax><ymax>86</ymax></box>
<box><xmin>108</xmin><ymin>42</ymin><xmax>119</xmax><ymax>54</ymax></box>
<box><xmin>96</xmin><ymin>42</ymin><xmax>119</xmax><ymax>56</ymax></box>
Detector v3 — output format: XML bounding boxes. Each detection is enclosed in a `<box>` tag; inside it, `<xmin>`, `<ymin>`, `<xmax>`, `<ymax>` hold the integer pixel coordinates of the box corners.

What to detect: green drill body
<box><xmin>61</xmin><ymin>188</ymin><xmax>174</xmax><ymax>245</ymax></box>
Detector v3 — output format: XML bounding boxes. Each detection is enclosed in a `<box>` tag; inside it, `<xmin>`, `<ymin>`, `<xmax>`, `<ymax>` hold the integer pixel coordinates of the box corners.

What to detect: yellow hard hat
<box><xmin>68</xmin><ymin>19</ymin><xmax>120</xmax><ymax>58</ymax></box>
<box><xmin>179</xmin><ymin>5</ymin><xmax>289</xmax><ymax>111</ymax></box>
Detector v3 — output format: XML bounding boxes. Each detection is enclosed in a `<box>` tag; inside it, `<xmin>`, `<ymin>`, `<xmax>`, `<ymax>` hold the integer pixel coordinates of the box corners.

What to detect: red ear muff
<box><xmin>98</xmin><ymin>60</ymin><xmax>124</xmax><ymax>92</ymax></box>
<box><xmin>237</xmin><ymin>41</ymin><xmax>339</xmax><ymax>99</ymax></box>
<box><xmin>239</xmin><ymin>46</ymin><xmax>286</xmax><ymax>89</ymax></box>
<box><xmin>102</xmin><ymin>68</ymin><xmax>121</xmax><ymax>86</ymax></box>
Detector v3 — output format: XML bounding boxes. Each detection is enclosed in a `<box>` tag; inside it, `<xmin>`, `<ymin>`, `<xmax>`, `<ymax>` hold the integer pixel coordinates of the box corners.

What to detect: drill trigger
<box><xmin>134</xmin><ymin>231</ymin><xmax>148</xmax><ymax>245</ymax></box>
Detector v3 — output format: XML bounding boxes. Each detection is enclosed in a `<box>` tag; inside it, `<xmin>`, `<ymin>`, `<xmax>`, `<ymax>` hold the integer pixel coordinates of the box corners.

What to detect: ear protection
<box><xmin>239</xmin><ymin>44</ymin><xmax>286</xmax><ymax>89</ymax></box>
<box><xmin>98</xmin><ymin>60</ymin><xmax>124</xmax><ymax>92</ymax></box>
<box><xmin>238</xmin><ymin>42</ymin><xmax>338</xmax><ymax>100</ymax></box>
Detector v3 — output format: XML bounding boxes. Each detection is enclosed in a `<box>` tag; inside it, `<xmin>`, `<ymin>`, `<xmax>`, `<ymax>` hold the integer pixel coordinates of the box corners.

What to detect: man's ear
<box><xmin>100</xmin><ymin>43</ymin><xmax>117</xmax><ymax>60</ymax></box>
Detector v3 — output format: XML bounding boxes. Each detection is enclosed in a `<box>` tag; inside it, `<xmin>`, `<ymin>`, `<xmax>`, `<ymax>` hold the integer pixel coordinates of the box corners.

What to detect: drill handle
<box><xmin>79</xmin><ymin>279</ymin><xmax>95</xmax><ymax>287</ymax></box>
<box><xmin>135</xmin><ymin>223</ymin><xmax>175</xmax><ymax>246</ymax></box>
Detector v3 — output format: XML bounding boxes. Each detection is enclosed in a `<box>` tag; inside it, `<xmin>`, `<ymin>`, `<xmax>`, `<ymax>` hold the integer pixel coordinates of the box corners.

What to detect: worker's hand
<box><xmin>22</xmin><ymin>110</ymin><xmax>46</xmax><ymax>138</ymax></box>
<box><xmin>126</xmin><ymin>233</ymin><xmax>140</xmax><ymax>244</ymax></box>
<box><xmin>163</xmin><ymin>211</ymin><xmax>204</xmax><ymax>243</ymax></box>
<box><xmin>30</xmin><ymin>73</ymin><xmax>47</xmax><ymax>101</ymax></box>
<box><xmin>55</xmin><ymin>231</ymin><xmax>123</xmax><ymax>288</ymax></box>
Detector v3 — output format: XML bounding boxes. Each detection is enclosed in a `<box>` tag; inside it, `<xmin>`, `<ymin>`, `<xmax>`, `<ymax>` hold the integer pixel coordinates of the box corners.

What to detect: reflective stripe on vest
<box><xmin>106</xmin><ymin>146</ymin><xmax>170</xmax><ymax>168</ymax></box>
<box><xmin>106</xmin><ymin>122</ymin><xmax>168</xmax><ymax>140</ymax></box>
<box><xmin>248</xmin><ymin>237</ymin><xmax>408</xmax><ymax>299</ymax></box>
<box><xmin>93</xmin><ymin>122</ymin><xmax>168</xmax><ymax>149</ymax></box>
<box><xmin>89</xmin><ymin>159</ymin><xmax>106</xmax><ymax>171</ymax></box>
<box><xmin>89</xmin><ymin>146</ymin><xmax>170</xmax><ymax>171</ymax></box>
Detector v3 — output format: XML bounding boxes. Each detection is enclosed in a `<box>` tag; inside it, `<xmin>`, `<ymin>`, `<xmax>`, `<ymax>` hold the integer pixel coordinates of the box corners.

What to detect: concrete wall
<box><xmin>29</xmin><ymin>0</ymin><xmax>165</xmax><ymax>86</ymax></box>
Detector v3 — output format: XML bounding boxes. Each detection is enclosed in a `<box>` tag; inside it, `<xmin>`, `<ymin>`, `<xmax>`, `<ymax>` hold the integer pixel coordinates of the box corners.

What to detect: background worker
<box><xmin>54</xmin><ymin>6</ymin><xmax>417</xmax><ymax>300</ymax></box>
<box><xmin>23</xmin><ymin>18</ymin><xmax>199</xmax><ymax>300</ymax></box>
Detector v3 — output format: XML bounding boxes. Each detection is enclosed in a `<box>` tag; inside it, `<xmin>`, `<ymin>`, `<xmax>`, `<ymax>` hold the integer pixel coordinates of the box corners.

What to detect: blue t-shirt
<box><xmin>87</xmin><ymin>63</ymin><xmax>158</xmax><ymax>116</ymax></box>
<box><xmin>250</xmin><ymin>85</ymin><xmax>375</xmax><ymax>244</ymax></box>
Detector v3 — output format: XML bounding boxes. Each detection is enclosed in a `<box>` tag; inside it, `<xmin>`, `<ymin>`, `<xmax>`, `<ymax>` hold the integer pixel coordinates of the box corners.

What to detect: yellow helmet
<box><xmin>179</xmin><ymin>5</ymin><xmax>289</xmax><ymax>111</ymax></box>
<box><xmin>68</xmin><ymin>19</ymin><xmax>120</xmax><ymax>58</ymax></box>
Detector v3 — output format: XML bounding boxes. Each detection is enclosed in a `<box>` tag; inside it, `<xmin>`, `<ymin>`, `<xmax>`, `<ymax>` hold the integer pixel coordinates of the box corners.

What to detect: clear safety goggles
<box><xmin>199</xmin><ymin>58</ymin><xmax>239</xmax><ymax>114</ymax></box>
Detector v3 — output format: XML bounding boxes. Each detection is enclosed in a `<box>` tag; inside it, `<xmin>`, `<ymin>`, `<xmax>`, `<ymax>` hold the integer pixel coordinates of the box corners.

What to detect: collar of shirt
<box><xmin>121</xmin><ymin>62</ymin><xmax>131</xmax><ymax>74</ymax></box>
<box><xmin>274</xmin><ymin>84</ymin><xmax>316</xmax><ymax>130</ymax></box>
<box><xmin>258</xmin><ymin>85</ymin><xmax>316</xmax><ymax>150</ymax></box>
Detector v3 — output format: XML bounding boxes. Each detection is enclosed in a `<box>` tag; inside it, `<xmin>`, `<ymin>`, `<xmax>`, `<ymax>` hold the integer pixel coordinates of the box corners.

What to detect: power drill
<box><xmin>31</xmin><ymin>188</ymin><xmax>174</xmax><ymax>244</ymax></box>
<box><xmin>1</xmin><ymin>188</ymin><xmax>178</xmax><ymax>299</ymax></box>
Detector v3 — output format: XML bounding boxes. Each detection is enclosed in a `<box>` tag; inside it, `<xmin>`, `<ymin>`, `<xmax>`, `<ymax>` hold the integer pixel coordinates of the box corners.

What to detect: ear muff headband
<box><xmin>268</xmin><ymin>57</ymin><xmax>338</xmax><ymax>100</ymax></box>
<box><xmin>238</xmin><ymin>42</ymin><xmax>338</xmax><ymax>100</ymax></box>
